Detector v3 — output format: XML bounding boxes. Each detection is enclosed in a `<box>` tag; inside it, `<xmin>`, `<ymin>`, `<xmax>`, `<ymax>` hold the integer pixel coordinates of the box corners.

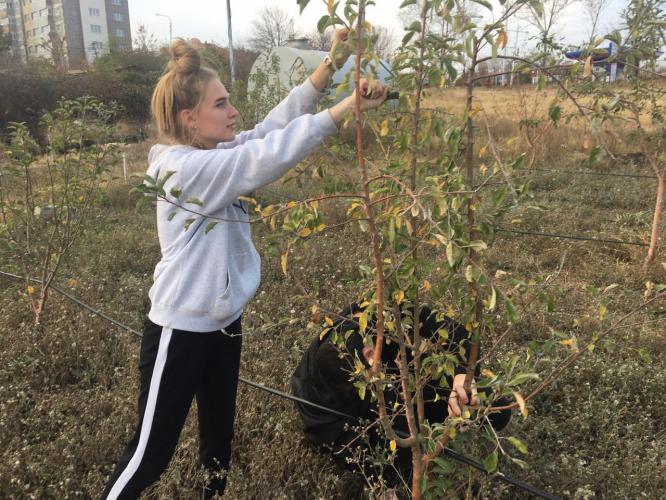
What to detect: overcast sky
<box><xmin>129</xmin><ymin>0</ymin><xmax>630</xmax><ymax>54</ymax></box>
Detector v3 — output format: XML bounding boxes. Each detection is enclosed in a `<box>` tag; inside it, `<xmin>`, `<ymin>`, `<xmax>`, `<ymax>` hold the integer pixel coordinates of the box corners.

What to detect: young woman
<box><xmin>100</xmin><ymin>33</ymin><xmax>389</xmax><ymax>500</ymax></box>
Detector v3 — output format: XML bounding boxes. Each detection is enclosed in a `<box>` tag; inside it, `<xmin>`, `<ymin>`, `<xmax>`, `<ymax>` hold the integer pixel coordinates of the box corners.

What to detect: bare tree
<box><xmin>372</xmin><ymin>24</ymin><xmax>397</xmax><ymax>61</ymax></box>
<box><xmin>134</xmin><ymin>24</ymin><xmax>159</xmax><ymax>52</ymax></box>
<box><xmin>306</xmin><ymin>28</ymin><xmax>333</xmax><ymax>51</ymax></box>
<box><xmin>39</xmin><ymin>32</ymin><xmax>67</xmax><ymax>72</ymax></box>
<box><xmin>583</xmin><ymin>0</ymin><xmax>611</xmax><ymax>39</ymax></box>
<box><xmin>248</xmin><ymin>6</ymin><xmax>296</xmax><ymax>52</ymax></box>
<box><xmin>520</xmin><ymin>0</ymin><xmax>578</xmax><ymax>51</ymax></box>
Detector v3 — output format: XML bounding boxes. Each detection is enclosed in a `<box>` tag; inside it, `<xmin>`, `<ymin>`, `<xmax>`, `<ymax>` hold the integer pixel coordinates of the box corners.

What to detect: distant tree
<box><xmin>582</xmin><ymin>0</ymin><xmax>610</xmax><ymax>39</ymax></box>
<box><xmin>372</xmin><ymin>24</ymin><xmax>397</xmax><ymax>61</ymax></box>
<box><xmin>0</xmin><ymin>30</ymin><xmax>12</xmax><ymax>55</ymax></box>
<box><xmin>248</xmin><ymin>6</ymin><xmax>296</xmax><ymax>52</ymax></box>
<box><xmin>306</xmin><ymin>27</ymin><xmax>333</xmax><ymax>51</ymax></box>
<box><xmin>622</xmin><ymin>0</ymin><xmax>666</xmax><ymax>65</ymax></box>
<box><xmin>134</xmin><ymin>24</ymin><xmax>159</xmax><ymax>52</ymax></box>
<box><xmin>39</xmin><ymin>32</ymin><xmax>68</xmax><ymax>73</ymax></box>
<box><xmin>520</xmin><ymin>0</ymin><xmax>578</xmax><ymax>53</ymax></box>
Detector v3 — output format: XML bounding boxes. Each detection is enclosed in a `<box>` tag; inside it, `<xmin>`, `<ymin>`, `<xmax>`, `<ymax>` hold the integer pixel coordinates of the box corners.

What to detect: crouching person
<box><xmin>290</xmin><ymin>303</ymin><xmax>511</xmax><ymax>489</ymax></box>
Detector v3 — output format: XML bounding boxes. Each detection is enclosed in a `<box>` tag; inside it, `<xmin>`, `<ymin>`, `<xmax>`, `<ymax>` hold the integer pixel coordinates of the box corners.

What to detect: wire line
<box><xmin>0</xmin><ymin>269</ymin><xmax>559</xmax><ymax>499</ymax></box>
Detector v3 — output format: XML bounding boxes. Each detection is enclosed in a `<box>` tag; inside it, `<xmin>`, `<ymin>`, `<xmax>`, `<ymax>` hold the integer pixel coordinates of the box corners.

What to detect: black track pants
<box><xmin>100</xmin><ymin>316</ymin><xmax>243</xmax><ymax>500</ymax></box>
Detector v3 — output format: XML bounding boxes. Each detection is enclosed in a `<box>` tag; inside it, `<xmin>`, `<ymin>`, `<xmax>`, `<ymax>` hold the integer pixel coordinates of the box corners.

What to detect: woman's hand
<box><xmin>355</xmin><ymin>79</ymin><xmax>389</xmax><ymax>111</ymax></box>
<box><xmin>330</xmin><ymin>28</ymin><xmax>352</xmax><ymax>69</ymax></box>
<box><xmin>328</xmin><ymin>78</ymin><xmax>390</xmax><ymax>126</ymax></box>
<box><xmin>447</xmin><ymin>373</ymin><xmax>480</xmax><ymax>417</ymax></box>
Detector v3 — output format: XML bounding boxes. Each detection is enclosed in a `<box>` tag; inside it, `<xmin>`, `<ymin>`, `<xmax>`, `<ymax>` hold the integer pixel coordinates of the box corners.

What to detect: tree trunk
<box><xmin>645</xmin><ymin>173</ymin><xmax>665</xmax><ymax>267</ymax></box>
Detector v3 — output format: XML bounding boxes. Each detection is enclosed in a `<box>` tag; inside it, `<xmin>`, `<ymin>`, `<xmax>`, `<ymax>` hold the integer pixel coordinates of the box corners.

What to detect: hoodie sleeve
<box><xmin>166</xmin><ymin>110</ymin><xmax>337</xmax><ymax>213</ymax></box>
<box><xmin>217</xmin><ymin>78</ymin><xmax>327</xmax><ymax>149</ymax></box>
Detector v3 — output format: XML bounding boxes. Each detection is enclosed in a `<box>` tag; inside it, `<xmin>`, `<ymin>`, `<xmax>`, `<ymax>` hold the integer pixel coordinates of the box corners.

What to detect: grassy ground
<box><xmin>1</xmin><ymin>86</ymin><xmax>665</xmax><ymax>499</ymax></box>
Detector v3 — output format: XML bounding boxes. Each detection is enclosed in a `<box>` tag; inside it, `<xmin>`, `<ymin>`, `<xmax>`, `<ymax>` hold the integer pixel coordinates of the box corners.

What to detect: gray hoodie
<box><xmin>145</xmin><ymin>79</ymin><xmax>337</xmax><ymax>332</ymax></box>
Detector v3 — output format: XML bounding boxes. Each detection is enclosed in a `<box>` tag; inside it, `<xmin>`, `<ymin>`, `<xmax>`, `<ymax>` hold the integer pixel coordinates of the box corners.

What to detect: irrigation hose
<box><xmin>0</xmin><ymin>269</ymin><xmax>560</xmax><ymax>499</ymax></box>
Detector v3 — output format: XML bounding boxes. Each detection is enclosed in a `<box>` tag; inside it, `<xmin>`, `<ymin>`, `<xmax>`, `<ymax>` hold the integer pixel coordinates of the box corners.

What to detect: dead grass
<box><xmin>1</xmin><ymin>88</ymin><xmax>665</xmax><ymax>499</ymax></box>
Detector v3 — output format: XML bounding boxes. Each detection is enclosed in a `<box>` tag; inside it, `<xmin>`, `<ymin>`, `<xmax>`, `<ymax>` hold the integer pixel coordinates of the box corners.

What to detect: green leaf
<box><xmin>186</xmin><ymin>197</ymin><xmax>204</xmax><ymax>206</ymax></box>
<box><xmin>170</xmin><ymin>187</ymin><xmax>182</xmax><ymax>198</ymax></box>
<box><xmin>470</xmin><ymin>0</ymin><xmax>492</xmax><ymax>9</ymax></box>
<box><xmin>529</xmin><ymin>0</ymin><xmax>544</xmax><ymax>17</ymax></box>
<box><xmin>297</xmin><ymin>0</ymin><xmax>312</xmax><ymax>14</ymax></box>
<box><xmin>446</xmin><ymin>242</ymin><xmax>455</xmax><ymax>266</ymax></box>
<box><xmin>483</xmin><ymin>450</ymin><xmax>498</xmax><ymax>472</ymax></box>
<box><xmin>205</xmin><ymin>221</ymin><xmax>219</xmax><ymax>234</ymax></box>
<box><xmin>506</xmin><ymin>299</ymin><xmax>519</xmax><ymax>322</ymax></box>
<box><xmin>589</xmin><ymin>145</ymin><xmax>603</xmax><ymax>163</ymax></box>
<box><xmin>407</xmin><ymin>21</ymin><xmax>422</xmax><ymax>32</ymax></box>
<box><xmin>468</xmin><ymin>240</ymin><xmax>488</xmax><ymax>252</ymax></box>
<box><xmin>183</xmin><ymin>218</ymin><xmax>195</xmax><ymax>231</ymax></box>
<box><xmin>400</xmin><ymin>0</ymin><xmax>417</xmax><ymax>6</ymax></box>
<box><xmin>508</xmin><ymin>372</ymin><xmax>540</xmax><ymax>386</ymax></box>
<box><xmin>507</xmin><ymin>437</ymin><xmax>528</xmax><ymax>454</ymax></box>
<box><xmin>549</xmin><ymin>104</ymin><xmax>561</xmax><ymax>124</ymax></box>
<box><xmin>317</xmin><ymin>15</ymin><xmax>331</xmax><ymax>33</ymax></box>
<box><xmin>167</xmin><ymin>212</ymin><xmax>176</xmax><ymax>221</ymax></box>
<box><xmin>637</xmin><ymin>348</ymin><xmax>652</xmax><ymax>363</ymax></box>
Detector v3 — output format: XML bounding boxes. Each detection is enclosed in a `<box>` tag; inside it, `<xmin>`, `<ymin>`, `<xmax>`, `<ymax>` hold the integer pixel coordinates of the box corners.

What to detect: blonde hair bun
<box><xmin>167</xmin><ymin>38</ymin><xmax>201</xmax><ymax>74</ymax></box>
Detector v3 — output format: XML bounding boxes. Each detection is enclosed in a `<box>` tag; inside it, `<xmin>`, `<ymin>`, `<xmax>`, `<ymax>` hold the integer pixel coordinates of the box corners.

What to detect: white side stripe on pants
<box><xmin>107</xmin><ymin>327</ymin><xmax>173</xmax><ymax>500</ymax></box>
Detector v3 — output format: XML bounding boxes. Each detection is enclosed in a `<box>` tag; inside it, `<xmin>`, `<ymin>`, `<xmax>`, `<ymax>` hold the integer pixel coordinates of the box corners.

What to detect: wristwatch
<box><xmin>323</xmin><ymin>54</ymin><xmax>337</xmax><ymax>72</ymax></box>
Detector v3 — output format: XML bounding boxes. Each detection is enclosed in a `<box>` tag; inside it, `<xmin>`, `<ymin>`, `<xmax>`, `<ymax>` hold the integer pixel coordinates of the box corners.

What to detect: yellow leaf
<box><xmin>67</xmin><ymin>278</ymin><xmax>78</xmax><ymax>287</ymax></box>
<box><xmin>319</xmin><ymin>327</ymin><xmax>331</xmax><ymax>340</ymax></box>
<box><xmin>79</xmin><ymin>195</ymin><xmax>85</xmax><ymax>202</ymax></box>
<box><xmin>380</xmin><ymin>119</ymin><xmax>389</xmax><ymax>137</ymax></box>
<box><xmin>583</xmin><ymin>55</ymin><xmax>592</xmax><ymax>78</ymax></box>
<box><xmin>327</xmin><ymin>0</ymin><xmax>335</xmax><ymax>13</ymax></box>
<box><xmin>394</xmin><ymin>290</ymin><xmax>405</xmax><ymax>305</ymax></box>
<box><xmin>238</xmin><ymin>195</ymin><xmax>257</xmax><ymax>205</ymax></box>
<box><xmin>325</xmin><ymin>316</ymin><xmax>334</xmax><ymax>326</ymax></box>
<box><xmin>478</xmin><ymin>146</ymin><xmax>487</xmax><ymax>158</ymax></box>
<box><xmin>423</xmin><ymin>280</ymin><xmax>431</xmax><ymax>292</ymax></box>
<box><xmin>481</xmin><ymin>368</ymin><xmax>496</xmax><ymax>379</ymax></box>
<box><xmin>598</xmin><ymin>304</ymin><xmax>607</xmax><ymax>321</ymax></box>
<box><xmin>280</xmin><ymin>251</ymin><xmax>288</xmax><ymax>276</ymax></box>
<box><xmin>359</xmin><ymin>313</ymin><xmax>368</xmax><ymax>333</ymax></box>
<box><xmin>389</xmin><ymin>440</ymin><xmax>397</xmax><ymax>453</ymax></box>
<box><xmin>446</xmin><ymin>306</ymin><xmax>455</xmax><ymax>318</ymax></box>
<box><xmin>511</xmin><ymin>218</ymin><xmax>522</xmax><ymax>224</ymax></box>
<box><xmin>497</xmin><ymin>29</ymin><xmax>508</xmax><ymax>49</ymax></box>
<box><xmin>287</xmin><ymin>201</ymin><xmax>298</xmax><ymax>209</ymax></box>
<box><xmin>298</xmin><ymin>227</ymin><xmax>312</xmax><ymax>238</ymax></box>
<box><xmin>513</xmin><ymin>391</ymin><xmax>528</xmax><ymax>419</ymax></box>
<box><xmin>465</xmin><ymin>321</ymin><xmax>472</xmax><ymax>332</ymax></box>
<box><xmin>559</xmin><ymin>337</ymin><xmax>579</xmax><ymax>352</ymax></box>
<box><xmin>27</xmin><ymin>285</ymin><xmax>35</xmax><ymax>295</ymax></box>
<box><xmin>315</xmin><ymin>223</ymin><xmax>326</xmax><ymax>232</ymax></box>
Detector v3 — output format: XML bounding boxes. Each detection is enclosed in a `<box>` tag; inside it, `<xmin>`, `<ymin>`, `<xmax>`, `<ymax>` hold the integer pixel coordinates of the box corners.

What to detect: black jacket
<box><xmin>290</xmin><ymin>304</ymin><xmax>475</xmax><ymax>447</ymax></box>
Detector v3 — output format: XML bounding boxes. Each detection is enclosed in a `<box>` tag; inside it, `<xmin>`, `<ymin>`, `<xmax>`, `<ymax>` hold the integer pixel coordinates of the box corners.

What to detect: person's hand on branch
<box><xmin>328</xmin><ymin>78</ymin><xmax>389</xmax><ymax>125</ymax></box>
<box><xmin>448</xmin><ymin>373</ymin><xmax>480</xmax><ymax>417</ymax></box>
<box><xmin>329</xmin><ymin>28</ymin><xmax>352</xmax><ymax>69</ymax></box>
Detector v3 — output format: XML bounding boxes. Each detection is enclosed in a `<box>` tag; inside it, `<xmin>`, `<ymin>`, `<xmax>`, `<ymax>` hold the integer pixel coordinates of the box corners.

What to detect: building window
<box><xmin>111</xmin><ymin>0</ymin><xmax>121</xmax><ymax>5</ymax></box>
<box><xmin>112</xmin><ymin>12</ymin><xmax>123</xmax><ymax>22</ymax></box>
<box><xmin>115</xmin><ymin>28</ymin><xmax>124</xmax><ymax>37</ymax></box>
<box><xmin>91</xmin><ymin>41</ymin><xmax>103</xmax><ymax>52</ymax></box>
<box><xmin>91</xmin><ymin>24</ymin><xmax>101</xmax><ymax>33</ymax></box>
<box><xmin>89</xmin><ymin>7</ymin><xmax>99</xmax><ymax>16</ymax></box>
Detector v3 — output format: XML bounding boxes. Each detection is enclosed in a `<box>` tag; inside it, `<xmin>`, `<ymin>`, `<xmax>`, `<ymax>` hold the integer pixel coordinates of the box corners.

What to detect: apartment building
<box><xmin>0</xmin><ymin>0</ymin><xmax>131</xmax><ymax>69</ymax></box>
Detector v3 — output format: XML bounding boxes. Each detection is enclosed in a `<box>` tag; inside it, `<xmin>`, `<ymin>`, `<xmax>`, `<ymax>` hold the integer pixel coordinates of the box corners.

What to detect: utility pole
<box><xmin>226</xmin><ymin>0</ymin><xmax>235</xmax><ymax>87</ymax></box>
<box><xmin>155</xmin><ymin>13</ymin><xmax>173</xmax><ymax>44</ymax></box>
